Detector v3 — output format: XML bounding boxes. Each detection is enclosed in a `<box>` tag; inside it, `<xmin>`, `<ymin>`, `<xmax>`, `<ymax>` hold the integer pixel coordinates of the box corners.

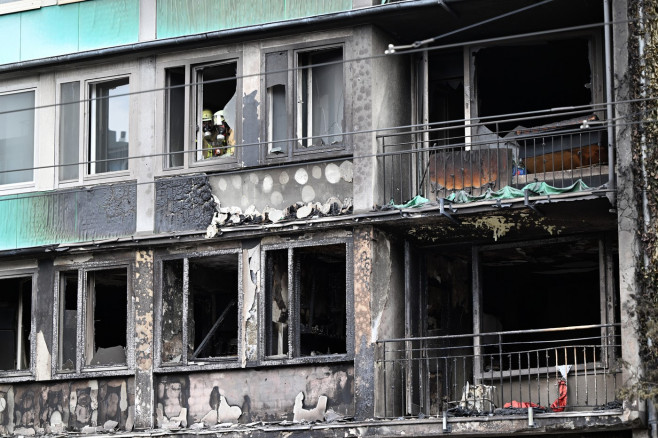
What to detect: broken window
<box><xmin>474</xmin><ymin>39</ymin><xmax>593</xmax><ymax>132</ymax></box>
<box><xmin>0</xmin><ymin>90</ymin><xmax>35</xmax><ymax>185</ymax></box>
<box><xmin>88</xmin><ymin>78</ymin><xmax>130</xmax><ymax>174</ymax></box>
<box><xmin>264</xmin><ymin>242</ymin><xmax>349</xmax><ymax>359</ymax></box>
<box><xmin>57</xmin><ymin>271</ymin><xmax>78</xmax><ymax>372</ymax></box>
<box><xmin>84</xmin><ymin>268</ymin><xmax>128</xmax><ymax>367</ymax></box>
<box><xmin>421</xmin><ymin>236</ymin><xmax>618</xmax><ymax>372</ymax></box>
<box><xmin>195</xmin><ymin>62</ymin><xmax>237</xmax><ymax>161</ymax></box>
<box><xmin>160</xmin><ymin>253</ymin><xmax>240</xmax><ymax>366</ymax></box>
<box><xmin>296</xmin><ymin>47</ymin><xmax>344</xmax><ymax>149</ymax></box>
<box><xmin>0</xmin><ymin>276</ymin><xmax>31</xmax><ymax>372</ymax></box>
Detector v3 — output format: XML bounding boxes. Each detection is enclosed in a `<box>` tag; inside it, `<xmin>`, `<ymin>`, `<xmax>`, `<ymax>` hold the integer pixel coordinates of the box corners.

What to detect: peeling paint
<box><xmin>293</xmin><ymin>392</ymin><xmax>327</xmax><ymax>422</ymax></box>
<box><xmin>467</xmin><ymin>216</ymin><xmax>516</xmax><ymax>241</ymax></box>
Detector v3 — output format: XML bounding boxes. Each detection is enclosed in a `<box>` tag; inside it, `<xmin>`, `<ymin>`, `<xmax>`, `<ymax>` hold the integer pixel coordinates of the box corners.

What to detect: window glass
<box><xmin>89</xmin><ymin>79</ymin><xmax>129</xmax><ymax>174</ymax></box>
<box><xmin>0</xmin><ymin>91</ymin><xmax>34</xmax><ymax>185</ymax></box>
<box><xmin>59</xmin><ymin>82</ymin><xmax>80</xmax><ymax>181</ymax></box>
<box><xmin>196</xmin><ymin>63</ymin><xmax>237</xmax><ymax>161</ymax></box>
<box><xmin>0</xmin><ymin>277</ymin><xmax>31</xmax><ymax>371</ymax></box>
<box><xmin>266</xmin><ymin>51</ymin><xmax>288</xmax><ymax>155</ymax></box>
<box><xmin>166</xmin><ymin>68</ymin><xmax>185</xmax><ymax>168</ymax></box>
<box><xmin>85</xmin><ymin>269</ymin><xmax>127</xmax><ymax>366</ymax></box>
<box><xmin>58</xmin><ymin>271</ymin><xmax>78</xmax><ymax>372</ymax></box>
<box><xmin>297</xmin><ymin>48</ymin><xmax>343</xmax><ymax>148</ymax></box>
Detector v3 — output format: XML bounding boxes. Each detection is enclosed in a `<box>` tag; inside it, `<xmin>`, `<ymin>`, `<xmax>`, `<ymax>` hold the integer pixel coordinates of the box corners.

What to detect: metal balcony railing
<box><xmin>377</xmin><ymin>109</ymin><xmax>612</xmax><ymax>205</ymax></box>
<box><xmin>375</xmin><ymin>324</ymin><xmax>621</xmax><ymax>419</ymax></box>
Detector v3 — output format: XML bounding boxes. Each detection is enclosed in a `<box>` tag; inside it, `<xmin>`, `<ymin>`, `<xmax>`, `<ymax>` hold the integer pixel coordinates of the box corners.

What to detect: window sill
<box><xmin>51</xmin><ymin>366</ymin><xmax>133</xmax><ymax>380</ymax></box>
<box><xmin>155</xmin><ymin>359</ymin><xmax>241</xmax><ymax>373</ymax></box>
<box><xmin>258</xmin><ymin>353</ymin><xmax>353</xmax><ymax>367</ymax></box>
<box><xmin>0</xmin><ymin>370</ymin><xmax>34</xmax><ymax>383</ymax></box>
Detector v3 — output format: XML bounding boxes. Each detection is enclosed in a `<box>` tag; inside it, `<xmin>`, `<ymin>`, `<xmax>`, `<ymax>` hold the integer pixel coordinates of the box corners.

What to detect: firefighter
<box><xmin>201</xmin><ymin>109</ymin><xmax>215</xmax><ymax>159</ymax></box>
<box><xmin>213</xmin><ymin>110</ymin><xmax>235</xmax><ymax>157</ymax></box>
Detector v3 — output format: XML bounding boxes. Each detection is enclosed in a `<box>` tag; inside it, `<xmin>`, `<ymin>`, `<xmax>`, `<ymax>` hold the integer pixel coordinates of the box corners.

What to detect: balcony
<box><xmin>377</xmin><ymin>109</ymin><xmax>611</xmax><ymax>206</ymax></box>
<box><xmin>375</xmin><ymin>324</ymin><xmax>621</xmax><ymax>420</ymax></box>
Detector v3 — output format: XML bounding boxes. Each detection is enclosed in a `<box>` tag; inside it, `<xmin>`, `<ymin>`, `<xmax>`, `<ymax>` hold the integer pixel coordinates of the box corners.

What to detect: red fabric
<box><xmin>503</xmin><ymin>400</ymin><xmax>543</xmax><ymax>409</ymax></box>
<box><xmin>550</xmin><ymin>379</ymin><xmax>568</xmax><ymax>412</ymax></box>
<box><xmin>503</xmin><ymin>379</ymin><xmax>568</xmax><ymax>412</ymax></box>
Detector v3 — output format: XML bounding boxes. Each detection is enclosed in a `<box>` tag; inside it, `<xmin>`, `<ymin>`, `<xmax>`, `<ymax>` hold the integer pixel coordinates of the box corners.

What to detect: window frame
<box><xmin>156</xmin><ymin>52</ymin><xmax>243</xmax><ymax>174</ymax></box>
<box><xmin>55</xmin><ymin>69</ymin><xmax>135</xmax><ymax>187</ymax></box>
<box><xmin>261</xmin><ymin>40</ymin><xmax>351</xmax><ymax>164</ymax></box>
<box><xmin>0</xmin><ymin>269</ymin><xmax>35</xmax><ymax>381</ymax></box>
<box><xmin>0</xmin><ymin>0</ymin><xmax>86</xmax><ymax>16</ymax></box>
<box><xmin>0</xmin><ymin>86</ymin><xmax>37</xmax><ymax>190</ymax></box>
<box><xmin>469</xmin><ymin>234</ymin><xmax>618</xmax><ymax>379</ymax></box>
<box><xmin>51</xmin><ymin>262</ymin><xmax>134</xmax><ymax>378</ymax></box>
<box><xmin>258</xmin><ymin>237</ymin><xmax>354</xmax><ymax>366</ymax></box>
<box><xmin>154</xmin><ymin>247</ymin><xmax>243</xmax><ymax>372</ymax></box>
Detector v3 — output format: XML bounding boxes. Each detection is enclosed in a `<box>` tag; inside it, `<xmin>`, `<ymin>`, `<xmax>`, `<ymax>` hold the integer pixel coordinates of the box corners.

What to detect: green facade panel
<box><xmin>78</xmin><ymin>0</ymin><xmax>139</xmax><ymax>52</ymax></box>
<box><xmin>156</xmin><ymin>0</ymin><xmax>353</xmax><ymax>39</ymax></box>
<box><xmin>0</xmin><ymin>0</ymin><xmax>139</xmax><ymax>66</ymax></box>
<box><xmin>0</xmin><ymin>14</ymin><xmax>21</xmax><ymax>65</ymax></box>
<box><xmin>20</xmin><ymin>4</ymin><xmax>80</xmax><ymax>61</ymax></box>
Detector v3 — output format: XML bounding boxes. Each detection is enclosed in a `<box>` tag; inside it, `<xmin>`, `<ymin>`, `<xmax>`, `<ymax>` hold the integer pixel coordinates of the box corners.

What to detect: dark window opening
<box><xmin>0</xmin><ymin>277</ymin><xmax>31</xmax><ymax>371</ymax></box>
<box><xmin>166</xmin><ymin>67</ymin><xmax>185</xmax><ymax>168</ymax></box>
<box><xmin>58</xmin><ymin>271</ymin><xmax>78</xmax><ymax>372</ymax></box>
<box><xmin>264</xmin><ymin>243</ymin><xmax>348</xmax><ymax>359</ymax></box>
<box><xmin>196</xmin><ymin>63</ymin><xmax>237</xmax><ymax>160</ymax></box>
<box><xmin>428</xmin><ymin>50</ymin><xmax>465</xmax><ymax>149</ymax></box>
<box><xmin>480</xmin><ymin>239</ymin><xmax>602</xmax><ymax>369</ymax></box>
<box><xmin>475</xmin><ymin>39</ymin><xmax>592</xmax><ymax>133</ymax></box>
<box><xmin>296</xmin><ymin>244</ymin><xmax>347</xmax><ymax>356</ymax></box>
<box><xmin>188</xmin><ymin>255</ymin><xmax>239</xmax><ymax>360</ymax></box>
<box><xmin>86</xmin><ymin>269</ymin><xmax>127</xmax><ymax>366</ymax></box>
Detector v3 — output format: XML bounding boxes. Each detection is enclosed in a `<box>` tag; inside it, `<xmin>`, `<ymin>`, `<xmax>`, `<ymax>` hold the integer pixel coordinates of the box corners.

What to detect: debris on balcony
<box><xmin>205</xmin><ymin>197</ymin><xmax>353</xmax><ymax>238</ymax></box>
<box><xmin>445</xmin><ymin>179</ymin><xmax>592</xmax><ymax>204</ymax></box>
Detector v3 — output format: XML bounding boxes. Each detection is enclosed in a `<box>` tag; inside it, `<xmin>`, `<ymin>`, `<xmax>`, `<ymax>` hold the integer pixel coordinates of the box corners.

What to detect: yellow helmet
<box><xmin>202</xmin><ymin>109</ymin><xmax>213</xmax><ymax>121</ymax></box>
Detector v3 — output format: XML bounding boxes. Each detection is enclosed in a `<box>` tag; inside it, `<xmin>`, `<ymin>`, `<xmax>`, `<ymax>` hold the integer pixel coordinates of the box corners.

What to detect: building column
<box><xmin>133</xmin><ymin>249</ymin><xmax>154</xmax><ymax>429</ymax></box>
<box><xmin>353</xmin><ymin>226</ymin><xmax>375</xmax><ymax>419</ymax></box>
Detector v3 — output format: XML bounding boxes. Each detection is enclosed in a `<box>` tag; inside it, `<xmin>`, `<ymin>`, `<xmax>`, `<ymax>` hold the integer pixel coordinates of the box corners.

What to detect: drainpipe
<box><xmin>603</xmin><ymin>0</ymin><xmax>616</xmax><ymax>205</ymax></box>
<box><xmin>649</xmin><ymin>399</ymin><xmax>658</xmax><ymax>438</ymax></box>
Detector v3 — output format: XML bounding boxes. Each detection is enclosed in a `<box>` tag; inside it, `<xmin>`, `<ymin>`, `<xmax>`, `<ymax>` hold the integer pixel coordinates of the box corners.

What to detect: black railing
<box><xmin>377</xmin><ymin>110</ymin><xmax>611</xmax><ymax>205</ymax></box>
<box><xmin>375</xmin><ymin>324</ymin><xmax>621</xmax><ymax>418</ymax></box>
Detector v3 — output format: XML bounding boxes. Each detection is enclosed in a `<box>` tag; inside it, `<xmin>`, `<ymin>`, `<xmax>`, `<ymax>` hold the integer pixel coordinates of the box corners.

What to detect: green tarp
<box><xmin>389</xmin><ymin>180</ymin><xmax>591</xmax><ymax>209</ymax></box>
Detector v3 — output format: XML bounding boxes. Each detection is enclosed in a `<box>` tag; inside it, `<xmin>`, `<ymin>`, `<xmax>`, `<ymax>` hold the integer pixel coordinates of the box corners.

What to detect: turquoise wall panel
<box><xmin>0</xmin><ymin>14</ymin><xmax>21</xmax><ymax>65</ymax></box>
<box><xmin>0</xmin><ymin>184</ymin><xmax>137</xmax><ymax>251</ymax></box>
<box><xmin>78</xmin><ymin>0</ymin><xmax>139</xmax><ymax>52</ymax></box>
<box><xmin>156</xmin><ymin>0</ymin><xmax>353</xmax><ymax>39</ymax></box>
<box><xmin>20</xmin><ymin>4</ymin><xmax>79</xmax><ymax>61</ymax></box>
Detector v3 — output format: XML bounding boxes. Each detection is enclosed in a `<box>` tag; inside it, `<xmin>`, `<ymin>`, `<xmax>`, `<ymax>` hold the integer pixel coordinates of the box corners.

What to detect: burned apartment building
<box><xmin>0</xmin><ymin>0</ymin><xmax>655</xmax><ymax>437</ymax></box>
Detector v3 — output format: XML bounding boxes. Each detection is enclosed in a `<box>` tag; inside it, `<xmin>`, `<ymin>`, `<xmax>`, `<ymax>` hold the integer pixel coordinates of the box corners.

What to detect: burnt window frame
<box><xmin>51</xmin><ymin>263</ymin><xmax>134</xmax><ymax>379</ymax></box>
<box><xmin>258</xmin><ymin>237</ymin><xmax>354</xmax><ymax>366</ymax></box>
<box><xmin>154</xmin><ymin>248</ymin><xmax>243</xmax><ymax>372</ymax></box>
<box><xmin>0</xmin><ymin>269</ymin><xmax>35</xmax><ymax>381</ymax></box>
<box><xmin>260</xmin><ymin>40</ymin><xmax>352</xmax><ymax>164</ymax></box>
<box><xmin>428</xmin><ymin>234</ymin><xmax>618</xmax><ymax>380</ymax></box>
<box><xmin>157</xmin><ymin>53</ymin><xmax>243</xmax><ymax>174</ymax></box>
